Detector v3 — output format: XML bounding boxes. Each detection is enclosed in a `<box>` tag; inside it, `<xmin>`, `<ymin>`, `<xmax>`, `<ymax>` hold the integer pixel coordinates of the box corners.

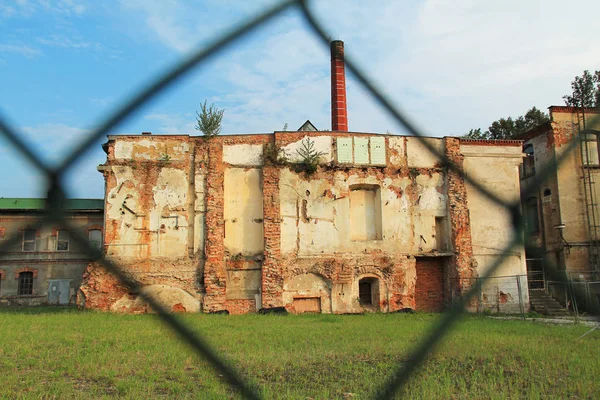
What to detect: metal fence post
<box><xmin>516</xmin><ymin>275</ymin><xmax>525</xmax><ymax>320</ymax></box>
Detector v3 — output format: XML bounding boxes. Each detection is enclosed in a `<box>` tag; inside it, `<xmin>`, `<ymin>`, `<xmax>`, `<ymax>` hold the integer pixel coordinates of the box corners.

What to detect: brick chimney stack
<box><xmin>330</xmin><ymin>40</ymin><xmax>348</xmax><ymax>131</ymax></box>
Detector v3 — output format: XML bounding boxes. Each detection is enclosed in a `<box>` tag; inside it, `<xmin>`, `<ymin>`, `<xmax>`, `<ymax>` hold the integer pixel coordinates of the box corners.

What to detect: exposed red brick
<box><xmin>172</xmin><ymin>303</ymin><xmax>186</xmax><ymax>313</ymax></box>
<box><xmin>415</xmin><ymin>257</ymin><xmax>444</xmax><ymax>312</ymax></box>
<box><xmin>14</xmin><ymin>267</ymin><xmax>38</xmax><ymax>279</ymax></box>
<box><xmin>444</xmin><ymin>137</ymin><xmax>478</xmax><ymax>310</ymax></box>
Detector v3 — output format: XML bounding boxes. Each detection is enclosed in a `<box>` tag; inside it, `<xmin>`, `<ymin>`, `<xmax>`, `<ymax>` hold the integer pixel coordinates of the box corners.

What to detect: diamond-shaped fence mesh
<box><xmin>1</xmin><ymin>1</ymin><xmax>598</xmax><ymax>398</ymax></box>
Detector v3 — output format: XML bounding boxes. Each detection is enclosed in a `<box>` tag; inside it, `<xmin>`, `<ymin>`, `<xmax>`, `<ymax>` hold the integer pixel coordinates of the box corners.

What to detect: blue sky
<box><xmin>1</xmin><ymin>0</ymin><xmax>599</xmax><ymax>199</ymax></box>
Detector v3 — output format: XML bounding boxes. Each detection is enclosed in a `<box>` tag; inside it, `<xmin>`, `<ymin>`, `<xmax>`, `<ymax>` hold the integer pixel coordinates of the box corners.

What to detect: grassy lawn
<box><xmin>0</xmin><ymin>308</ymin><xmax>598</xmax><ymax>399</ymax></box>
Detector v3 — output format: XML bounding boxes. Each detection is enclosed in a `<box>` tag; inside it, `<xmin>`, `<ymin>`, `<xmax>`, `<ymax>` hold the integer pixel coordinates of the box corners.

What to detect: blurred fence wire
<box><xmin>0</xmin><ymin>0</ymin><xmax>599</xmax><ymax>398</ymax></box>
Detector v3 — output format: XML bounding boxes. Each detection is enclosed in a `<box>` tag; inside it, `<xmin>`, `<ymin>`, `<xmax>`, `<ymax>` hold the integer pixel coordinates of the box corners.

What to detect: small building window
<box><xmin>543</xmin><ymin>188</ymin><xmax>551</xmax><ymax>197</ymax></box>
<box><xmin>22</xmin><ymin>229</ymin><xmax>36</xmax><ymax>252</ymax></box>
<box><xmin>526</xmin><ymin>197</ymin><xmax>540</xmax><ymax>235</ymax></box>
<box><xmin>89</xmin><ymin>229</ymin><xmax>102</xmax><ymax>251</ymax></box>
<box><xmin>18</xmin><ymin>272</ymin><xmax>34</xmax><ymax>295</ymax></box>
<box><xmin>521</xmin><ymin>144</ymin><xmax>535</xmax><ymax>179</ymax></box>
<box><xmin>57</xmin><ymin>230</ymin><xmax>69</xmax><ymax>251</ymax></box>
<box><xmin>349</xmin><ymin>185</ymin><xmax>382</xmax><ymax>241</ymax></box>
<box><xmin>581</xmin><ymin>133</ymin><xmax>599</xmax><ymax>166</ymax></box>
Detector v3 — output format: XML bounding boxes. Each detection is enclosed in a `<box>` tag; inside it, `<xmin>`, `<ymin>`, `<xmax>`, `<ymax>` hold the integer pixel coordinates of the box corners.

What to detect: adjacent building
<box><xmin>520</xmin><ymin>107</ymin><xmax>600</xmax><ymax>308</ymax></box>
<box><xmin>0</xmin><ymin>198</ymin><xmax>104</xmax><ymax>305</ymax></box>
<box><xmin>79</xmin><ymin>41</ymin><xmax>528</xmax><ymax>314</ymax></box>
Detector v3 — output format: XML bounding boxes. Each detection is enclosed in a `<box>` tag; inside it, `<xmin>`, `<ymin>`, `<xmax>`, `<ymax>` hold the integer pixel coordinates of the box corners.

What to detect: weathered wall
<box><xmin>552</xmin><ymin>109</ymin><xmax>600</xmax><ymax>273</ymax></box>
<box><xmin>521</xmin><ymin>107</ymin><xmax>600</xmax><ymax>275</ymax></box>
<box><xmin>81</xmin><ymin>131</ymin><xmax>526</xmax><ymax>314</ymax></box>
<box><xmin>461</xmin><ymin>140</ymin><xmax>528</xmax><ymax>309</ymax></box>
<box><xmin>89</xmin><ymin>135</ymin><xmax>205</xmax><ymax>312</ymax></box>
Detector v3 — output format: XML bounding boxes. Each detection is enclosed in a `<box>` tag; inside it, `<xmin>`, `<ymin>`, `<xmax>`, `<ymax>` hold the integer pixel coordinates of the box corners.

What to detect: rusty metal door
<box><xmin>48</xmin><ymin>279</ymin><xmax>71</xmax><ymax>305</ymax></box>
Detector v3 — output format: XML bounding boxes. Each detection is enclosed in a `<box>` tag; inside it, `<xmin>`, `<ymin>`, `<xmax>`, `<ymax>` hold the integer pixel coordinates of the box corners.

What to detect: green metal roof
<box><xmin>0</xmin><ymin>198</ymin><xmax>104</xmax><ymax>211</ymax></box>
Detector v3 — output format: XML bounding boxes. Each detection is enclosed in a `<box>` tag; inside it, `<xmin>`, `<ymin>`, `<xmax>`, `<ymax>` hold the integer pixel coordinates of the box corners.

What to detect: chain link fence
<box><xmin>1</xmin><ymin>1</ymin><xmax>599</xmax><ymax>398</ymax></box>
<box><xmin>451</xmin><ymin>275</ymin><xmax>528</xmax><ymax>317</ymax></box>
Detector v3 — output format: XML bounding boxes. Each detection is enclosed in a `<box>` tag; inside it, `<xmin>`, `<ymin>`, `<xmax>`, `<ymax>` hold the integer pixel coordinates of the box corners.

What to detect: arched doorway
<box><xmin>358</xmin><ymin>276</ymin><xmax>381</xmax><ymax>310</ymax></box>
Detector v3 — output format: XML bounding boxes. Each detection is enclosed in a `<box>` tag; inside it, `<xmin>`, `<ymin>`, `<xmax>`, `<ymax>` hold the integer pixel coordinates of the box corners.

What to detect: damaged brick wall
<box><xmin>81</xmin><ymin>131</ymin><xmax>525</xmax><ymax>314</ymax></box>
<box><xmin>203</xmin><ymin>139</ymin><xmax>227</xmax><ymax>312</ymax></box>
<box><xmin>415</xmin><ymin>257</ymin><xmax>444</xmax><ymax>312</ymax></box>
<box><xmin>444</xmin><ymin>138</ymin><xmax>478</xmax><ymax>309</ymax></box>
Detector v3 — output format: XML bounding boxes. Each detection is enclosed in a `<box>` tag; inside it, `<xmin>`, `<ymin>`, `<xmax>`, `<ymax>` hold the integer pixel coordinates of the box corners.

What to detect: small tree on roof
<box><xmin>196</xmin><ymin>100</ymin><xmax>224</xmax><ymax>138</ymax></box>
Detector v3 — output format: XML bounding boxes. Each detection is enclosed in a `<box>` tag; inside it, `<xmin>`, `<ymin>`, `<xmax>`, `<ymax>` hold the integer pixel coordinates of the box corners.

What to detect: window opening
<box><xmin>349</xmin><ymin>185</ymin><xmax>382</xmax><ymax>241</ymax></box>
<box><xmin>526</xmin><ymin>197</ymin><xmax>539</xmax><ymax>234</ymax></box>
<box><xmin>57</xmin><ymin>230</ymin><xmax>69</xmax><ymax>251</ymax></box>
<box><xmin>581</xmin><ymin>133</ymin><xmax>599</xmax><ymax>166</ymax></box>
<box><xmin>435</xmin><ymin>217</ymin><xmax>447</xmax><ymax>251</ymax></box>
<box><xmin>18</xmin><ymin>272</ymin><xmax>34</xmax><ymax>295</ymax></box>
<box><xmin>521</xmin><ymin>144</ymin><xmax>535</xmax><ymax>178</ymax></box>
<box><xmin>359</xmin><ymin>280</ymin><xmax>372</xmax><ymax>305</ymax></box>
<box><xmin>88</xmin><ymin>229</ymin><xmax>102</xmax><ymax>251</ymax></box>
<box><xmin>22</xmin><ymin>229</ymin><xmax>36</xmax><ymax>252</ymax></box>
<box><xmin>358</xmin><ymin>277</ymin><xmax>380</xmax><ymax>308</ymax></box>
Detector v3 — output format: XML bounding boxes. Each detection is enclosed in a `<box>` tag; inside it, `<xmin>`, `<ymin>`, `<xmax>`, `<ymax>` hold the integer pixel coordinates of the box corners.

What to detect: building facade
<box><xmin>0</xmin><ymin>198</ymin><xmax>103</xmax><ymax>305</ymax></box>
<box><xmin>78</xmin><ymin>132</ymin><xmax>527</xmax><ymax>314</ymax></box>
<box><xmin>79</xmin><ymin>40</ymin><xmax>528</xmax><ymax>314</ymax></box>
<box><xmin>520</xmin><ymin>106</ymin><xmax>600</xmax><ymax>287</ymax></box>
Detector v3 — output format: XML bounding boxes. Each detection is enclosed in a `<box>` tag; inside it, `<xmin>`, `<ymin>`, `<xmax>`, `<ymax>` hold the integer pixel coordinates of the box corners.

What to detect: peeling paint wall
<box><xmin>81</xmin><ymin>131</ymin><xmax>526</xmax><ymax>314</ymax></box>
<box><xmin>224</xmin><ymin>168</ymin><xmax>264</xmax><ymax>257</ymax></box>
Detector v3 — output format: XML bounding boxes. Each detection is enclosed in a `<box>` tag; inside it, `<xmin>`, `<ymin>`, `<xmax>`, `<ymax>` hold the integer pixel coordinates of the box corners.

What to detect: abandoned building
<box><xmin>79</xmin><ymin>41</ymin><xmax>528</xmax><ymax>314</ymax></box>
<box><xmin>0</xmin><ymin>198</ymin><xmax>104</xmax><ymax>305</ymax></box>
<box><xmin>520</xmin><ymin>106</ymin><xmax>600</xmax><ymax>311</ymax></box>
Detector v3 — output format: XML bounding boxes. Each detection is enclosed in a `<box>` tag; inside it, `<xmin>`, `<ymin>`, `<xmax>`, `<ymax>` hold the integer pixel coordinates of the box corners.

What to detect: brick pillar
<box><xmin>203</xmin><ymin>139</ymin><xmax>227</xmax><ymax>311</ymax></box>
<box><xmin>444</xmin><ymin>138</ymin><xmax>478</xmax><ymax>309</ymax></box>
<box><xmin>330</xmin><ymin>40</ymin><xmax>348</xmax><ymax>132</ymax></box>
<box><xmin>262</xmin><ymin>164</ymin><xmax>283</xmax><ymax>308</ymax></box>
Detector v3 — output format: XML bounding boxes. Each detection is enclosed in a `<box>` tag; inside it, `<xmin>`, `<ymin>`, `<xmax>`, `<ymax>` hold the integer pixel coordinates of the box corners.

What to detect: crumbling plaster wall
<box><xmin>84</xmin><ymin>136</ymin><xmax>206</xmax><ymax>311</ymax></box>
<box><xmin>83</xmin><ymin>131</ymin><xmax>525</xmax><ymax>314</ymax></box>
<box><xmin>270</xmin><ymin>133</ymin><xmax>450</xmax><ymax>313</ymax></box>
<box><xmin>461</xmin><ymin>141</ymin><xmax>528</xmax><ymax>311</ymax></box>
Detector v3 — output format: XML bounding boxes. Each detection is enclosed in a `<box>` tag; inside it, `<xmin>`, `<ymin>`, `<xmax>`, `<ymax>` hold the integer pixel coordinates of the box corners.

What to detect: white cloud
<box><xmin>37</xmin><ymin>35</ymin><xmax>94</xmax><ymax>49</ymax></box>
<box><xmin>0</xmin><ymin>44</ymin><xmax>41</xmax><ymax>57</ymax></box>
<box><xmin>114</xmin><ymin>0</ymin><xmax>599</xmax><ymax>137</ymax></box>
<box><xmin>1</xmin><ymin>0</ymin><xmax>85</xmax><ymax>19</ymax></box>
<box><xmin>144</xmin><ymin>113</ymin><xmax>196</xmax><ymax>134</ymax></box>
<box><xmin>39</xmin><ymin>0</ymin><xmax>86</xmax><ymax>16</ymax></box>
<box><xmin>89</xmin><ymin>97</ymin><xmax>113</xmax><ymax>107</ymax></box>
<box><xmin>19</xmin><ymin>123</ymin><xmax>90</xmax><ymax>165</ymax></box>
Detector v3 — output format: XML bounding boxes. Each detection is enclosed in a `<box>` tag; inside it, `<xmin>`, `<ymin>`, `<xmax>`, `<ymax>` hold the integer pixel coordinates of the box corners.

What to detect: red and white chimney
<box><xmin>330</xmin><ymin>40</ymin><xmax>348</xmax><ymax>131</ymax></box>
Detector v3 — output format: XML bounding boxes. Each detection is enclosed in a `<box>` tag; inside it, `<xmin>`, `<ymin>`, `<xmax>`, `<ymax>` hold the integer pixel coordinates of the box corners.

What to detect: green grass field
<box><xmin>0</xmin><ymin>308</ymin><xmax>598</xmax><ymax>399</ymax></box>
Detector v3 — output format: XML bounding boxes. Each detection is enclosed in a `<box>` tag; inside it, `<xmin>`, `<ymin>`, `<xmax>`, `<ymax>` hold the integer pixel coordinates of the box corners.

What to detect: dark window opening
<box><xmin>57</xmin><ymin>230</ymin><xmax>69</xmax><ymax>251</ymax></box>
<box><xmin>18</xmin><ymin>272</ymin><xmax>34</xmax><ymax>296</ymax></box>
<box><xmin>358</xmin><ymin>277</ymin><xmax>380</xmax><ymax>308</ymax></box>
<box><xmin>526</xmin><ymin>197</ymin><xmax>540</xmax><ymax>235</ymax></box>
<box><xmin>359</xmin><ymin>280</ymin><xmax>372</xmax><ymax>305</ymax></box>
<box><xmin>521</xmin><ymin>144</ymin><xmax>535</xmax><ymax>179</ymax></box>
<box><xmin>543</xmin><ymin>188</ymin><xmax>551</xmax><ymax>197</ymax></box>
